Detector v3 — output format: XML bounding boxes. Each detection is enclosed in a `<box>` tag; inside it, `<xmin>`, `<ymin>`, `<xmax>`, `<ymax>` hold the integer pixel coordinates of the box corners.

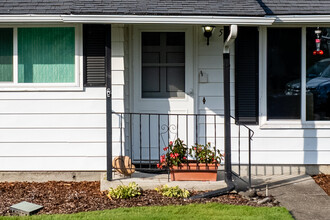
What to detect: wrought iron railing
<box><xmin>111</xmin><ymin>112</ymin><xmax>254</xmax><ymax>186</ymax></box>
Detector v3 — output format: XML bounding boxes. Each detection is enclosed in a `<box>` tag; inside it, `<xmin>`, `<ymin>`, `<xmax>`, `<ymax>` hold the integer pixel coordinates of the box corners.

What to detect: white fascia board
<box><xmin>274</xmin><ymin>15</ymin><xmax>330</xmax><ymax>23</ymax></box>
<box><xmin>0</xmin><ymin>14</ymin><xmax>275</xmax><ymax>25</ymax></box>
<box><xmin>61</xmin><ymin>15</ymin><xmax>275</xmax><ymax>25</ymax></box>
<box><xmin>0</xmin><ymin>15</ymin><xmax>63</xmax><ymax>23</ymax></box>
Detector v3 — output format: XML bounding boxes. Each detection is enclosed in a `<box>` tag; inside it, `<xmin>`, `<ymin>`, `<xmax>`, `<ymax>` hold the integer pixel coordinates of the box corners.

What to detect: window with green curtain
<box><xmin>18</xmin><ymin>27</ymin><xmax>75</xmax><ymax>83</ymax></box>
<box><xmin>0</xmin><ymin>28</ymin><xmax>13</xmax><ymax>82</ymax></box>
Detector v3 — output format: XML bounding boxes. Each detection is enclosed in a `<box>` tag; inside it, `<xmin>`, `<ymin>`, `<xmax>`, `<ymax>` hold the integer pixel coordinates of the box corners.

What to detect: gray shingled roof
<box><xmin>260</xmin><ymin>0</ymin><xmax>330</xmax><ymax>15</ymax></box>
<box><xmin>72</xmin><ymin>0</ymin><xmax>265</xmax><ymax>16</ymax></box>
<box><xmin>0</xmin><ymin>0</ymin><xmax>72</xmax><ymax>14</ymax></box>
<box><xmin>0</xmin><ymin>0</ymin><xmax>329</xmax><ymax>16</ymax></box>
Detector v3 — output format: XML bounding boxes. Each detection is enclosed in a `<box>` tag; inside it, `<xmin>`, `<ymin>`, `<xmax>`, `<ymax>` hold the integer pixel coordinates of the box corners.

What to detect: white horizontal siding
<box><xmin>0</xmin><ymin>87</ymin><xmax>105</xmax><ymax>100</ymax></box>
<box><xmin>0</xmin><ymin>143</ymin><xmax>106</xmax><ymax>156</ymax></box>
<box><xmin>0</xmin><ymin>25</ymin><xmax>127</xmax><ymax>171</ymax></box>
<box><xmin>0</xmin><ymin>100</ymin><xmax>106</xmax><ymax>114</ymax></box>
<box><xmin>0</xmin><ymin>129</ymin><xmax>105</xmax><ymax>142</ymax></box>
<box><xmin>199</xmin><ymin>83</ymin><xmax>235</xmax><ymax>97</ymax></box>
<box><xmin>0</xmin><ymin>114</ymin><xmax>105</xmax><ymax>128</ymax></box>
<box><xmin>0</xmin><ymin>157</ymin><xmax>106</xmax><ymax>171</ymax></box>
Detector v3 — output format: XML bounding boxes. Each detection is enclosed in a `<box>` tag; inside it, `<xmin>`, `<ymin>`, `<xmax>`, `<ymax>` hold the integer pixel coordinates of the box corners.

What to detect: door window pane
<box><xmin>306</xmin><ymin>28</ymin><xmax>330</xmax><ymax>120</ymax></box>
<box><xmin>267</xmin><ymin>28</ymin><xmax>301</xmax><ymax>119</ymax></box>
<box><xmin>0</xmin><ymin>28</ymin><xmax>13</xmax><ymax>82</ymax></box>
<box><xmin>18</xmin><ymin>27</ymin><xmax>75</xmax><ymax>83</ymax></box>
<box><xmin>142</xmin><ymin>32</ymin><xmax>185</xmax><ymax>98</ymax></box>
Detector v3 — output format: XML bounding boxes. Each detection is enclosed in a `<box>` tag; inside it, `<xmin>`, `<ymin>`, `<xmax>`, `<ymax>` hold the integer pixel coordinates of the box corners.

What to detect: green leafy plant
<box><xmin>157</xmin><ymin>138</ymin><xmax>188</xmax><ymax>168</ymax></box>
<box><xmin>155</xmin><ymin>185</ymin><xmax>190</xmax><ymax>198</ymax></box>
<box><xmin>107</xmin><ymin>182</ymin><xmax>141</xmax><ymax>199</ymax></box>
<box><xmin>158</xmin><ymin>139</ymin><xmax>224</xmax><ymax>169</ymax></box>
<box><xmin>189</xmin><ymin>142</ymin><xmax>223</xmax><ymax>164</ymax></box>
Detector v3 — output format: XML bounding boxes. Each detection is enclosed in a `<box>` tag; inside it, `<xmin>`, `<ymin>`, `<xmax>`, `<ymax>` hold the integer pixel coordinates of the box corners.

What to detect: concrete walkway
<box><xmin>251</xmin><ymin>175</ymin><xmax>330</xmax><ymax>220</ymax></box>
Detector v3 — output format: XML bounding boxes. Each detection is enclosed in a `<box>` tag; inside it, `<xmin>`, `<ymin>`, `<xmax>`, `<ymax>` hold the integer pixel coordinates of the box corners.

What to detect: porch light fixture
<box><xmin>202</xmin><ymin>25</ymin><xmax>215</xmax><ymax>46</ymax></box>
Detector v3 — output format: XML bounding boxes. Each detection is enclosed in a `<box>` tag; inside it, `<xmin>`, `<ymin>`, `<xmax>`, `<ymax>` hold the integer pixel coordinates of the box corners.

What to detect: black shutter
<box><xmin>83</xmin><ymin>24</ymin><xmax>110</xmax><ymax>87</ymax></box>
<box><xmin>235</xmin><ymin>27</ymin><xmax>259</xmax><ymax>124</ymax></box>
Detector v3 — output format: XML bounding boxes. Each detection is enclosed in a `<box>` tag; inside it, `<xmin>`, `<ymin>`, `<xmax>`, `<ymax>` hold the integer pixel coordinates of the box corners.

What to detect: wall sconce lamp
<box><xmin>202</xmin><ymin>25</ymin><xmax>215</xmax><ymax>46</ymax></box>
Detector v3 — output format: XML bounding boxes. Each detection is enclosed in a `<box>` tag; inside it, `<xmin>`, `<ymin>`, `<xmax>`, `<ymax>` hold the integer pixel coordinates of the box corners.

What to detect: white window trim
<box><xmin>260</xmin><ymin>25</ymin><xmax>330</xmax><ymax>128</ymax></box>
<box><xmin>0</xmin><ymin>24</ymin><xmax>83</xmax><ymax>91</ymax></box>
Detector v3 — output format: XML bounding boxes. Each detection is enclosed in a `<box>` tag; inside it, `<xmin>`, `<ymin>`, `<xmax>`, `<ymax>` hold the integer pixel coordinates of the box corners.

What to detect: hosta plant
<box><xmin>107</xmin><ymin>182</ymin><xmax>141</xmax><ymax>199</ymax></box>
<box><xmin>155</xmin><ymin>185</ymin><xmax>190</xmax><ymax>198</ymax></box>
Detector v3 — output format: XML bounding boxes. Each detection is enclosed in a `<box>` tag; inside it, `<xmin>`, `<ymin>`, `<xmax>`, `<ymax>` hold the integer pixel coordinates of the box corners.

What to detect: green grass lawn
<box><xmin>0</xmin><ymin>203</ymin><xmax>293</xmax><ymax>220</ymax></box>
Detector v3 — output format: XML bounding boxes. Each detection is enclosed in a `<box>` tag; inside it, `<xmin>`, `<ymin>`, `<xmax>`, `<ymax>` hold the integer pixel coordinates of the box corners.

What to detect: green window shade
<box><xmin>18</xmin><ymin>27</ymin><xmax>75</xmax><ymax>83</ymax></box>
<box><xmin>0</xmin><ymin>28</ymin><xmax>13</xmax><ymax>82</ymax></box>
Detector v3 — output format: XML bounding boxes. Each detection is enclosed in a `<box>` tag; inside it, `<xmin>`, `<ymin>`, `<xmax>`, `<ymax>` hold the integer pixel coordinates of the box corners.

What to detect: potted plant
<box><xmin>157</xmin><ymin>138</ymin><xmax>223</xmax><ymax>181</ymax></box>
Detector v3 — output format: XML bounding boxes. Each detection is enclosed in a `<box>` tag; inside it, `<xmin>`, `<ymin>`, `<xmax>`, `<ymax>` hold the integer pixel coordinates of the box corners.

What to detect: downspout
<box><xmin>191</xmin><ymin>25</ymin><xmax>238</xmax><ymax>199</ymax></box>
<box><xmin>223</xmin><ymin>24</ymin><xmax>237</xmax><ymax>188</ymax></box>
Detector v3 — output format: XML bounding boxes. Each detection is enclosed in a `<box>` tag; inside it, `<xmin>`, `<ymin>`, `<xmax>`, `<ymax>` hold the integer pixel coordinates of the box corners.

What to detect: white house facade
<box><xmin>0</xmin><ymin>1</ymin><xmax>330</xmax><ymax>178</ymax></box>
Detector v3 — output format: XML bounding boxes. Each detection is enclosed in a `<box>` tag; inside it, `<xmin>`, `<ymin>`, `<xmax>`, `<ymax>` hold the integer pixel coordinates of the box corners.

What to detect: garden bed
<box><xmin>0</xmin><ymin>181</ymin><xmax>277</xmax><ymax>216</ymax></box>
<box><xmin>312</xmin><ymin>174</ymin><xmax>330</xmax><ymax>196</ymax></box>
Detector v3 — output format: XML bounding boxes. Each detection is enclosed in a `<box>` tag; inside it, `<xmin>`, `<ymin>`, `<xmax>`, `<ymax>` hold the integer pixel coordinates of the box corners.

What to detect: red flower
<box><xmin>174</xmin><ymin>153</ymin><xmax>179</xmax><ymax>157</ymax></box>
<box><xmin>160</xmin><ymin>157</ymin><xmax>165</xmax><ymax>163</ymax></box>
<box><xmin>169</xmin><ymin>141</ymin><xmax>173</xmax><ymax>145</ymax></box>
<box><xmin>170</xmin><ymin>153</ymin><xmax>175</xmax><ymax>158</ymax></box>
<box><xmin>157</xmin><ymin>163</ymin><xmax>160</xmax><ymax>168</ymax></box>
<box><xmin>163</xmin><ymin>147</ymin><xmax>168</xmax><ymax>151</ymax></box>
<box><xmin>183</xmin><ymin>157</ymin><xmax>187</xmax><ymax>160</ymax></box>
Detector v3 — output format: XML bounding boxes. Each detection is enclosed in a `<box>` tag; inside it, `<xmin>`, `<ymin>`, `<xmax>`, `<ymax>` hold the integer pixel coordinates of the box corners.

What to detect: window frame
<box><xmin>0</xmin><ymin>24</ymin><xmax>83</xmax><ymax>91</ymax></box>
<box><xmin>132</xmin><ymin>25</ymin><xmax>194</xmax><ymax>102</ymax></box>
<box><xmin>141</xmin><ymin>31</ymin><xmax>186</xmax><ymax>98</ymax></box>
<box><xmin>260</xmin><ymin>25</ymin><xmax>330</xmax><ymax>128</ymax></box>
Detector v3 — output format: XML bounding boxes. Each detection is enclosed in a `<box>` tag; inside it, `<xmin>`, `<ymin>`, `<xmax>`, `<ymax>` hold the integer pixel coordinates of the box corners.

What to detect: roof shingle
<box><xmin>0</xmin><ymin>0</ymin><xmax>329</xmax><ymax>16</ymax></box>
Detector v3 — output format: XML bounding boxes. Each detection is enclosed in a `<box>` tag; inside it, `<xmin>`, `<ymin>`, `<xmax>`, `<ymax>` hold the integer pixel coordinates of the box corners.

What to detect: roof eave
<box><xmin>0</xmin><ymin>14</ymin><xmax>275</xmax><ymax>25</ymax></box>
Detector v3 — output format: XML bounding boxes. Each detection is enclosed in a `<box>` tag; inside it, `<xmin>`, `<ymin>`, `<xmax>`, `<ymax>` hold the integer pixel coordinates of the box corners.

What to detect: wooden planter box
<box><xmin>170</xmin><ymin>163</ymin><xmax>219</xmax><ymax>181</ymax></box>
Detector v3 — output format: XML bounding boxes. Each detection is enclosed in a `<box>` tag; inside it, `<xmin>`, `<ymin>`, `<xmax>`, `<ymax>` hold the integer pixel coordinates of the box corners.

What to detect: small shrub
<box><xmin>155</xmin><ymin>185</ymin><xmax>190</xmax><ymax>198</ymax></box>
<box><xmin>107</xmin><ymin>182</ymin><xmax>141</xmax><ymax>199</ymax></box>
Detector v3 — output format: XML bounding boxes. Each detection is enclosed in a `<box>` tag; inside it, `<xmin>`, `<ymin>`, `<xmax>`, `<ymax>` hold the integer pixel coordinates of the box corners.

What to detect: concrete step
<box><xmin>100</xmin><ymin>171</ymin><xmax>229</xmax><ymax>191</ymax></box>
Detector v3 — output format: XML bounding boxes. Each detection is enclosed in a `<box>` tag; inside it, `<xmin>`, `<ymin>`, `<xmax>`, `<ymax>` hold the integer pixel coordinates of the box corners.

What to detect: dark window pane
<box><xmin>142</xmin><ymin>67</ymin><xmax>160</xmax><ymax>92</ymax></box>
<box><xmin>306</xmin><ymin>27</ymin><xmax>330</xmax><ymax>120</ymax></box>
<box><xmin>142</xmin><ymin>52</ymin><xmax>160</xmax><ymax>63</ymax></box>
<box><xmin>142</xmin><ymin>32</ymin><xmax>160</xmax><ymax>46</ymax></box>
<box><xmin>142</xmin><ymin>32</ymin><xmax>185</xmax><ymax>98</ymax></box>
<box><xmin>0</xmin><ymin>28</ymin><xmax>13</xmax><ymax>82</ymax></box>
<box><xmin>166</xmin><ymin>32</ymin><xmax>185</xmax><ymax>46</ymax></box>
<box><xmin>167</xmin><ymin>52</ymin><xmax>185</xmax><ymax>63</ymax></box>
<box><xmin>167</xmin><ymin>67</ymin><xmax>185</xmax><ymax>92</ymax></box>
<box><xmin>267</xmin><ymin>28</ymin><xmax>301</xmax><ymax>119</ymax></box>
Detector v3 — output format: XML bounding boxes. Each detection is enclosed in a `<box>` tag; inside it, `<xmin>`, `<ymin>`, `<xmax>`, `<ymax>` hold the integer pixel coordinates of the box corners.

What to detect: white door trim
<box><xmin>130</xmin><ymin>24</ymin><xmax>195</xmax><ymax>114</ymax></box>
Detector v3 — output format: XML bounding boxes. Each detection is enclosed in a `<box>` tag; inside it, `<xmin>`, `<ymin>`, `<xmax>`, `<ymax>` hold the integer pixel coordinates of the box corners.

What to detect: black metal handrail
<box><xmin>112</xmin><ymin>112</ymin><xmax>254</xmax><ymax>187</ymax></box>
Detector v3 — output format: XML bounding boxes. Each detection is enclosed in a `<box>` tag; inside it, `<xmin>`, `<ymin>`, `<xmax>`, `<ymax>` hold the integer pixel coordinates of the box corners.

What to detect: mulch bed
<box><xmin>0</xmin><ymin>181</ymin><xmax>274</xmax><ymax>216</ymax></box>
<box><xmin>312</xmin><ymin>174</ymin><xmax>330</xmax><ymax>196</ymax></box>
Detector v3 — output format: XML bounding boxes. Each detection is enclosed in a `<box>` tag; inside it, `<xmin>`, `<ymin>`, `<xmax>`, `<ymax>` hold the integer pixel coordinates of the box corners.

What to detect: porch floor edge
<box><xmin>100</xmin><ymin>172</ymin><xmax>228</xmax><ymax>191</ymax></box>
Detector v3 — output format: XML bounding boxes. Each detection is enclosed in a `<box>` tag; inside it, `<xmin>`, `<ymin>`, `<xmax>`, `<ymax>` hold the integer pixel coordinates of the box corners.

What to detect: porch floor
<box><xmin>100</xmin><ymin>171</ymin><xmax>229</xmax><ymax>191</ymax></box>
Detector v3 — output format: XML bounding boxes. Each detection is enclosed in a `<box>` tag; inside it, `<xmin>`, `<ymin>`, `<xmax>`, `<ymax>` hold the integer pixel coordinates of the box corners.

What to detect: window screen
<box><xmin>18</xmin><ymin>27</ymin><xmax>75</xmax><ymax>83</ymax></box>
<box><xmin>0</xmin><ymin>28</ymin><xmax>13</xmax><ymax>82</ymax></box>
<box><xmin>142</xmin><ymin>32</ymin><xmax>185</xmax><ymax>98</ymax></box>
